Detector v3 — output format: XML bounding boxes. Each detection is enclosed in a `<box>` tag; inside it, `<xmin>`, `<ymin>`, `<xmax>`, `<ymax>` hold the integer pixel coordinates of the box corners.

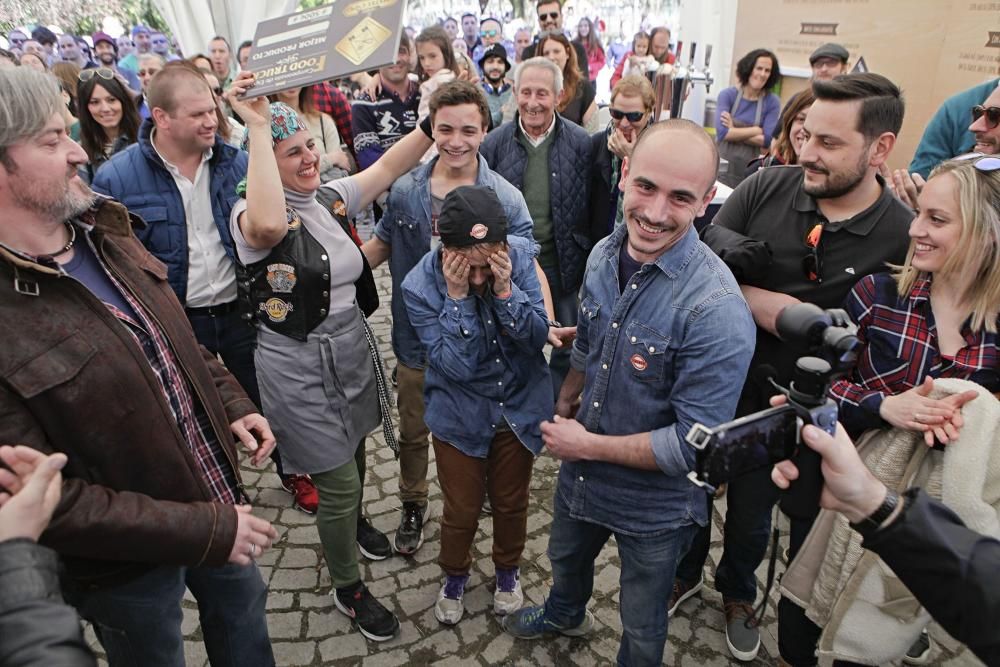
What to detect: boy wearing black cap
<box><xmin>479</xmin><ymin>44</ymin><xmax>512</xmax><ymax>128</ymax></box>
<box><xmin>401</xmin><ymin>185</ymin><xmax>552</xmax><ymax>626</ymax></box>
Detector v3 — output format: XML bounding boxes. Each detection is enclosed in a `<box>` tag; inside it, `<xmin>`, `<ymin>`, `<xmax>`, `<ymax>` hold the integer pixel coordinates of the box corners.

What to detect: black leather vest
<box><xmin>237</xmin><ymin>193</ymin><xmax>379</xmax><ymax>341</ymax></box>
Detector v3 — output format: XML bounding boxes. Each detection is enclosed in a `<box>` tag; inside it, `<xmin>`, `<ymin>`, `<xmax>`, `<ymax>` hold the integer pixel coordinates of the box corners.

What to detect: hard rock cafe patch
<box><xmin>331</xmin><ymin>199</ymin><xmax>348</xmax><ymax>218</ymax></box>
<box><xmin>286</xmin><ymin>207</ymin><xmax>302</xmax><ymax>230</ymax></box>
<box><xmin>266</xmin><ymin>264</ymin><xmax>297</xmax><ymax>293</ymax></box>
<box><xmin>470</xmin><ymin>223</ymin><xmax>488</xmax><ymax>239</ymax></box>
<box><xmin>630</xmin><ymin>354</ymin><xmax>648</xmax><ymax>372</ymax></box>
<box><xmin>261</xmin><ymin>297</ymin><xmax>294</xmax><ymax>323</ymax></box>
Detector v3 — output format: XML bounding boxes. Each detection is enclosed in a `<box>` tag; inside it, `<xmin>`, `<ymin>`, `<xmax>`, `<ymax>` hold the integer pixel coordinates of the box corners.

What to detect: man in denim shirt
<box><xmin>401</xmin><ymin>186</ymin><xmax>552</xmax><ymax>626</ymax></box>
<box><xmin>503</xmin><ymin>120</ymin><xmax>756</xmax><ymax>667</ymax></box>
<box><xmin>361</xmin><ymin>80</ymin><xmax>544</xmax><ymax>555</ymax></box>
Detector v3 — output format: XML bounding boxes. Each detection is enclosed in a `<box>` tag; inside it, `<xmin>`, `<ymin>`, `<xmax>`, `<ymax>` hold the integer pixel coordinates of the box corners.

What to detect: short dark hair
<box><xmin>148</xmin><ymin>60</ymin><xmax>213</xmax><ymax>115</ymax></box>
<box><xmin>414</xmin><ymin>26</ymin><xmax>457</xmax><ymax>80</ymax></box>
<box><xmin>209</xmin><ymin>35</ymin><xmax>230</xmax><ymax>51</ymax></box>
<box><xmin>735</xmin><ymin>48</ymin><xmax>781</xmax><ymax>91</ymax></box>
<box><xmin>461</xmin><ymin>12</ymin><xmax>477</xmax><ymax>20</ymax></box>
<box><xmin>812</xmin><ymin>72</ymin><xmax>904</xmax><ymax>141</ymax></box>
<box><xmin>32</xmin><ymin>26</ymin><xmax>57</xmax><ymax>46</ymax></box>
<box><xmin>0</xmin><ymin>49</ymin><xmax>17</xmax><ymax>65</ymax></box>
<box><xmin>536</xmin><ymin>0</ymin><xmax>561</xmax><ymax>10</ymax></box>
<box><xmin>428</xmin><ymin>79</ymin><xmax>490</xmax><ymax>129</ymax></box>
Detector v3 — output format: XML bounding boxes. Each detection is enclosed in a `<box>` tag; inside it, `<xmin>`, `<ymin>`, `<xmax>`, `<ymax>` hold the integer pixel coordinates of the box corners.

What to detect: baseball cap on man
<box><xmin>92</xmin><ymin>31</ymin><xmax>117</xmax><ymax>53</ymax></box>
<box><xmin>132</xmin><ymin>25</ymin><xmax>151</xmax><ymax>37</ymax></box>
<box><xmin>438</xmin><ymin>186</ymin><xmax>508</xmax><ymax>247</ymax></box>
<box><xmin>478</xmin><ymin>43</ymin><xmax>511</xmax><ymax>73</ymax></box>
<box><xmin>809</xmin><ymin>43</ymin><xmax>849</xmax><ymax>65</ymax></box>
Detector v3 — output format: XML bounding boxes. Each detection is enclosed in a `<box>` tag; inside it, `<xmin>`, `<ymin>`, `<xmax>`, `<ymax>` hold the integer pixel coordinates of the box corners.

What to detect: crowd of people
<box><xmin>1</xmin><ymin>2</ymin><xmax>1000</xmax><ymax>667</ymax></box>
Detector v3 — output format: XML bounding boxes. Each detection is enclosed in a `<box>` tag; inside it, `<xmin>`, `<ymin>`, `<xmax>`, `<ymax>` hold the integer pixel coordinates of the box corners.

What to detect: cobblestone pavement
<box><xmin>86</xmin><ymin>264</ymin><xmax>982</xmax><ymax>667</ymax></box>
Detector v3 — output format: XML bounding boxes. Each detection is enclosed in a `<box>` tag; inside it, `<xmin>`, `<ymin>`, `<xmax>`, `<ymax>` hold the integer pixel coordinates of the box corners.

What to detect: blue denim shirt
<box><xmin>561</xmin><ymin>224</ymin><xmax>755</xmax><ymax>535</ymax></box>
<box><xmin>402</xmin><ymin>235</ymin><xmax>553</xmax><ymax>458</ymax></box>
<box><xmin>375</xmin><ymin>154</ymin><xmax>536</xmax><ymax>370</ymax></box>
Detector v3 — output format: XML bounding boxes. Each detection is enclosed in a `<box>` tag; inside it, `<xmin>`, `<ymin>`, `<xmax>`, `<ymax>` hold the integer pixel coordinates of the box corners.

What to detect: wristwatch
<box><xmin>850</xmin><ymin>488</ymin><xmax>900</xmax><ymax>534</ymax></box>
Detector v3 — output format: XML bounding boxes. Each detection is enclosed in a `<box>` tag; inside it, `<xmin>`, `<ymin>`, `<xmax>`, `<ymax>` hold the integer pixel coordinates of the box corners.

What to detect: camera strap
<box><xmin>749</xmin><ymin>506</ymin><xmax>782</xmax><ymax>627</ymax></box>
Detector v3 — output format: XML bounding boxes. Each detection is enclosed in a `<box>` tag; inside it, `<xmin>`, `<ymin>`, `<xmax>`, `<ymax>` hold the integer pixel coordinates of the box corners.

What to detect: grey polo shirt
<box><xmin>713</xmin><ymin>164</ymin><xmax>913</xmax><ymax>414</ymax></box>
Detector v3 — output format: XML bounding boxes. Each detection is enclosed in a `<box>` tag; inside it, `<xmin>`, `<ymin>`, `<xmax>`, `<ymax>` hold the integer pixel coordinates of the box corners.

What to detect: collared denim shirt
<box><xmin>562</xmin><ymin>224</ymin><xmax>755</xmax><ymax>535</ymax></box>
<box><xmin>402</xmin><ymin>235</ymin><xmax>553</xmax><ymax>458</ymax></box>
<box><xmin>375</xmin><ymin>154</ymin><xmax>536</xmax><ymax>370</ymax></box>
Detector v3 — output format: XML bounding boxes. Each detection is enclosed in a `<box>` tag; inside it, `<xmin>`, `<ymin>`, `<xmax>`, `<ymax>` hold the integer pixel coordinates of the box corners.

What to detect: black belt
<box><xmin>185</xmin><ymin>300</ymin><xmax>239</xmax><ymax>317</ymax></box>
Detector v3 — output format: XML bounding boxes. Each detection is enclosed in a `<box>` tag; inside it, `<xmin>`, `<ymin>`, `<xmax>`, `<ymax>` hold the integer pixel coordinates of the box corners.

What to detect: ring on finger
<box><xmin>914</xmin><ymin>413</ymin><xmax>922</xmax><ymax>423</ymax></box>
<box><xmin>249</xmin><ymin>543</ymin><xmax>257</xmax><ymax>558</ymax></box>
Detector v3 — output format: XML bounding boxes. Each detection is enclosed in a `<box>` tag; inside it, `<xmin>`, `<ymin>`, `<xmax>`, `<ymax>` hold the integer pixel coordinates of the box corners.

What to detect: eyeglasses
<box><xmin>78</xmin><ymin>67</ymin><xmax>116</xmax><ymax>82</ymax></box>
<box><xmin>953</xmin><ymin>152</ymin><xmax>1000</xmax><ymax>171</ymax></box>
<box><xmin>480</xmin><ymin>29</ymin><xmax>499</xmax><ymax>38</ymax></box>
<box><xmin>137</xmin><ymin>68</ymin><xmax>160</xmax><ymax>77</ymax></box>
<box><xmin>609</xmin><ymin>108</ymin><xmax>645</xmax><ymax>123</ymax></box>
<box><xmin>802</xmin><ymin>223</ymin><xmax>824</xmax><ymax>282</ymax></box>
<box><xmin>971</xmin><ymin>105</ymin><xmax>1000</xmax><ymax>130</ymax></box>
<box><xmin>539</xmin><ymin>11</ymin><xmax>559</xmax><ymax>21</ymax></box>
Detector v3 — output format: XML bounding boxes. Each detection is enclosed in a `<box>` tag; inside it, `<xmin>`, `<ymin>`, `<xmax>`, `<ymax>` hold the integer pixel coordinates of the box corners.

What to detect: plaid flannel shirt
<box><xmin>312</xmin><ymin>82</ymin><xmax>354</xmax><ymax>156</ymax></box>
<box><xmin>829</xmin><ymin>272</ymin><xmax>1000</xmax><ymax>436</ymax></box>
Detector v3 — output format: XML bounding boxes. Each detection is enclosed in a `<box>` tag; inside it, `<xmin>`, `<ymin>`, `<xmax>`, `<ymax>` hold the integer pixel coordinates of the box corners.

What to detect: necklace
<box><xmin>43</xmin><ymin>222</ymin><xmax>76</xmax><ymax>260</ymax></box>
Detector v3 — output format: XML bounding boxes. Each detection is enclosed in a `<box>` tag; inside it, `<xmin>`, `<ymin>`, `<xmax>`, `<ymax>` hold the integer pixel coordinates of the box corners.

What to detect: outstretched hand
<box><xmin>225</xmin><ymin>71</ymin><xmax>271</xmax><ymax>129</ymax></box>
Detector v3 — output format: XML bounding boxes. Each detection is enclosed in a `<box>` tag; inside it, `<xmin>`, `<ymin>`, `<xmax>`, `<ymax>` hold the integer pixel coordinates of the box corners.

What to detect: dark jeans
<box><xmin>541</xmin><ymin>266</ymin><xmax>579</xmax><ymax>402</ymax></box>
<box><xmin>65</xmin><ymin>563</ymin><xmax>274</xmax><ymax>667</ymax></box>
<box><xmin>779</xmin><ymin>515</ymin><xmax>824</xmax><ymax>666</ymax></box>
<box><xmin>544</xmin><ymin>491</ymin><xmax>698</xmax><ymax>667</ymax></box>
<box><xmin>186</xmin><ymin>307</ymin><xmax>284</xmax><ymax>477</ymax></box>
<box><xmin>675</xmin><ymin>465</ymin><xmax>779</xmax><ymax>602</ymax></box>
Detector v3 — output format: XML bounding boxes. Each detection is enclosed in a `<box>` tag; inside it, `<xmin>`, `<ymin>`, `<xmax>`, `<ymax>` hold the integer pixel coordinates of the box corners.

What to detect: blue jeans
<box><xmin>65</xmin><ymin>563</ymin><xmax>274</xmax><ymax>667</ymax></box>
<box><xmin>186</xmin><ymin>308</ymin><xmax>285</xmax><ymax>476</ymax></box>
<box><xmin>675</xmin><ymin>465</ymin><xmax>778</xmax><ymax>601</ymax></box>
<box><xmin>544</xmin><ymin>491</ymin><xmax>698</xmax><ymax>667</ymax></box>
<box><xmin>541</xmin><ymin>267</ymin><xmax>579</xmax><ymax>402</ymax></box>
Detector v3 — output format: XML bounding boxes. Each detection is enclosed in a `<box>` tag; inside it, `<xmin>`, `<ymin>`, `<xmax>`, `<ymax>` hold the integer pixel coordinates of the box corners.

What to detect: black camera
<box><xmin>685</xmin><ymin>303</ymin><xmax>860</xmax><ymax>518</ymax></box>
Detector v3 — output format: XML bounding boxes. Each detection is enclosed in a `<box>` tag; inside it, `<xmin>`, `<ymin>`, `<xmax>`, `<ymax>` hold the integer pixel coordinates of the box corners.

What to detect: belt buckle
<box><xmin>14</xmin><ymin>277</ymin><xmax>40</xmax><ymax>296</ymax></box>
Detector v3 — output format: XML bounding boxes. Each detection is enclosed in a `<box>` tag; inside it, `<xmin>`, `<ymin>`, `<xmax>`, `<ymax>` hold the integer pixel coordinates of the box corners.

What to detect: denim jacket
<box><xmin>562</xmin><ymin>224</ymin><xmax>755</xmax><ymax>535</ymax></box>
<box><xmin>402</xmin><ymin>235</ymin><xmax>552</xmax><ymax>457</ymax></box>
<box><xmin>375</xmin><ymin>154</ymin><xmax>536</xmax><ymax>369</ymax></box>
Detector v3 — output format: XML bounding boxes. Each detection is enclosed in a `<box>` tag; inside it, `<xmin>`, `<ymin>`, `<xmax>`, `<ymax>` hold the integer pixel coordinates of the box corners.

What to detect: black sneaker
<box><xmin>357</xmin><ymin>514</ymin><xmax>391</xmax><ymax>560</ymax></box>
<box><xmin>394</xmin><ymin>502</ymin><xmax>425</xmax><ymax>555</ymax></box>
<box><xmin>334</xmin><ymin>581</ymin><xmax>400</xmax><ymax>642</ymax></box>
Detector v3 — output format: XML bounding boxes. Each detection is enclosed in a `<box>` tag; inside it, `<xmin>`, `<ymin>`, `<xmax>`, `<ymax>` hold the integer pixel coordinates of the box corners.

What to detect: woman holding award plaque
<box><xmin>225</xmin><ymin>71</ymin><xmax>432</xmax><ymax>642</ymax></box>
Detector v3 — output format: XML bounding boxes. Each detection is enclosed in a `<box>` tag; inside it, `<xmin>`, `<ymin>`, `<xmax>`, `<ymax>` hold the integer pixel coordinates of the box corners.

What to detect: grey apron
<box><xmin>717</xmin><ymin>88</ymin><xmax>764</xmax><ymax>188</ymax></box>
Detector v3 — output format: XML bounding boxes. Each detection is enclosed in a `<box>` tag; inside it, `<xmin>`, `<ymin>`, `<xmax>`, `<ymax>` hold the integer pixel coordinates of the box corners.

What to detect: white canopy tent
<box><xmin>153</xmin><ymin>0</ymin><xmax>298</xmax><ymax>59</ymax></box>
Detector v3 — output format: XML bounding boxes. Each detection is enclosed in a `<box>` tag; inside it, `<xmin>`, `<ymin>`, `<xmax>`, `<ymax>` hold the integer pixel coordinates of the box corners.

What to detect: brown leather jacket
<box><xmin>0</xmin><ymin>198</ymin><xmax>256</xmax><ymax>590</ymax></box>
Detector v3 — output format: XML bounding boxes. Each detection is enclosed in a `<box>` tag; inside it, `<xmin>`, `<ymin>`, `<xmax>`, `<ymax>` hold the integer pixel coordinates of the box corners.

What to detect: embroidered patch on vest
<box><xmin>470</xmin><ymin>223</ymin><xmax>488</xmax><ymax>239</ymax></box>
<box><xmin>630</xmin><ymin>354</ymin><xmax>648</xmax><ymax>372</ymax></box>
<box><xmin>286</xmin><ymin>207</ymin><xmax>302</xmax><ymax>230</ymax></box>
<box><xmin>266</xmin><ymin>264</ymin><xmax>297</xmax><ymax>293</ymax></box>
<box><xmin>261</xmin><ymin>298</ymin><xmax>294</xmax><ymax>322</ymax></box>
<box><xmin>332</xmin><ymin>199</ymin><xmax>348</xmax><ymax>218</ymax></box>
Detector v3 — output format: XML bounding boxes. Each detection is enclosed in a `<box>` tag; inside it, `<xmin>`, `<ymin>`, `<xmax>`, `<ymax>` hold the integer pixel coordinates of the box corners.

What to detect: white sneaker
<box><xmin>494</xmin><ymin>568</ymin><xmax>524</xmax><ymax>615</ymax></box>
<box><xmin>434</xmin><ymin>575</ymin><xmax>467</xmax><ymax>625</ymax></box>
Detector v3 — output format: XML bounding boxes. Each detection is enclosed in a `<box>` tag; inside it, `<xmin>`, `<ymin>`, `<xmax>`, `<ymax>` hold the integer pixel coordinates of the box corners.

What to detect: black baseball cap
<box><xmin>438</xmin><ymin>186</ymin><xmax>508</xmax><ymax>247</ymax></box>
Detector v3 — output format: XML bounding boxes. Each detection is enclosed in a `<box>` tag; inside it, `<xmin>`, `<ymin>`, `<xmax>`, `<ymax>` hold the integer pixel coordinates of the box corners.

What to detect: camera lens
<box><xmin>789</xmin><ymin>357</ymin><xmax>831</xmax><ymax>405</ymax></box>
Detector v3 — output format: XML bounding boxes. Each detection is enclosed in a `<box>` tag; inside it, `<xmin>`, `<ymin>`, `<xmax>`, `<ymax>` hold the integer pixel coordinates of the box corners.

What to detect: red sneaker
<box><xmin>281</xmin><ymin>474</ymin><xmax>318</xmax><ymax>514</ymax></box>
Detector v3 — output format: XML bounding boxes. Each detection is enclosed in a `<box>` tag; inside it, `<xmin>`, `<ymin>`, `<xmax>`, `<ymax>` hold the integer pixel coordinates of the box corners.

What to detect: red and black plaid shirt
<box><xmin>830</xmin><ymin>272</ymin><xmax>1000</xmax><ymax>435</ymax></box>
<box><xmin>312</xmin><ymin>82</ymin><xmax>354</xmax><ymax>156</ymax></box>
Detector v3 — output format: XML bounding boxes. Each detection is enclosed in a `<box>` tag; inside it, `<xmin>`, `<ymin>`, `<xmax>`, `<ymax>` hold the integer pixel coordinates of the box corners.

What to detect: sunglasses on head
<box><xmin>539</xmin><ymin>11</ymin><xmax>559</xmax><ymax>21</ymax></box>
<box><xmin>480</xmin><ymin>29</ymin><xmax>499</xmax><ymax>38</ymax></box>
<box><xmin>609</xmin><ymin>108</ymin><xmax>645</xmax><ymax>123</ymax></box>
<box><xmin>953</xmin><ymin>152</ymin><xmax>1000</xmax><ymax>172</ymax></box>
<box><xmin>78</xmin><ymin>67</ymin><xmax>116</xmax><ymax>82</ymax></box>
<box><xmin>971</xmin><ymin>105</ymin><xmax>1000</xmax><ymax>130</ymax></box>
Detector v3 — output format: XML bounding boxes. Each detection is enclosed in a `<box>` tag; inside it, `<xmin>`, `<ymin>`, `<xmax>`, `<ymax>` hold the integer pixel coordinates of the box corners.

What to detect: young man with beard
<box><xmin>479</xmin><ymin>44</ymin><xmax>513</xmax><ymax>128</ymax></box>
<box><xmin>352</xmin><ymin>35</ymin><xmax>420</xmax><ymax>172</ymax></box>
<box><xmin>91</xmin><ymin>31</ymin><xmax>141</xmax><ymax>92</ymax></box>
<box><xmin>520</xmin><ymin>0</ymin><xmax>587</xmax><ymax>77</ymax></box>
<box><xmin>0</xmin><ymin>66</ymin><xmax>278</xmax><ymax>667</ymax></box>
<box><xmin>361</xmin><ymin>80</ymin><xmax>540</xmax><ymax>556</ymax></box>
<box><xmin>503</xmin><ymin>120</ymin><xmax>755</xmax><ymax>667</ymax></box>
<box><xmin>670</xmin><ymin>73</ymin><xmax>913</xmax><ymax>665</ymax></box>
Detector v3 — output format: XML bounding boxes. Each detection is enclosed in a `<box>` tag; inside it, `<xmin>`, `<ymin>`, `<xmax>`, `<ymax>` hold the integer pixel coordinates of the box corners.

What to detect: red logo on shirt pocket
<box><xmin>630</xmin><ymin>354</ymin><xmax>648</xmax><ymax>371</ymax></box>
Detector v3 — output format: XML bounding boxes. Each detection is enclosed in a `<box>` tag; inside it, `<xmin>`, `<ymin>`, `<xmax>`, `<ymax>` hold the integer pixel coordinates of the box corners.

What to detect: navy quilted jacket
<box><xmin>91</xmin><ymin>118</ymin><xmax>248</xmax><ymax>303</ymax></box>
<box><xmin>480</xmin><ymin>113</ymin><xmax>593</xmax><ymax>292</ymax></box>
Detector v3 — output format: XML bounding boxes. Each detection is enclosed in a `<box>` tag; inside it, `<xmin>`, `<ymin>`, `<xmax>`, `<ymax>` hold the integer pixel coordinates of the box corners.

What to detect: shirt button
<box><xmin>631</xmin><ymin>336</ymin><xmax>637</xmax><ymax>343</ymax></box>
<box><xmin>491</xmin><ymin>424</ymin><xmax>496</xmax><ymax>428</ymax></box>
<box><xmin>487</xmin><ymin>319</ymin><xmax>492</xmax><ymax>324</ymax></box>
<box><xmin>498</xmin><ymin>381</ymin><xmax>503</xmax><ymax>386</ymax></box>
<box><xmin>511</xmin><ymin>423</ymin><xmax>517</xmax><ymax>428</ymax></box>
<box><xmin>578</xmin><ymin>475</ymin><xmax>585</xmax><ymax>482</ymax></box>
<box><xmin>611</xmin><ymin>322</ymin><xmax>618</xmax><ymax>329</ymax></box>
<box><xmin>496</xmin><ymin>358</ymin><xmax>501</xmax><ymax>363</ymax></box>
<box><xmin>454</xmin><ymin>306</ymin><xmax>458</xmax><ymax>311</ymax></box>
<box><xmin>499</xmin><ymin>402</ymin><xmax>504</xmax><ymax>407</ymax></box>
<box><xmin>463</xmin><ymin>329</ymin><xmax>469</xmax><ymax>335</ymax></box>
<box><xmin>593</xmin><ymin>401</ymin><xmax>599</xmax><ymax>408</ymax></box>
<box><xmin>649</xmin><ymin>346</ymin><xmax>655</xmax><ymax>353</ymax></box>
<box><xmin>631</xmin><ymin>283</ymin><xmax>638</xmax><ymax>290</ymax></box>
<box><xmin>601</xmin><ymin>363</ymin><xmax>608</xmax><ymax>370</ymax></box>
<box><xmin>492</xmin><ymin>339</ymin><xmax>497</xmax><ymax>344</ymax></box>
<box><xmin>321</xmin><ymin>254</ymin><xmax>328</xmax><ymax>261</ymax></box>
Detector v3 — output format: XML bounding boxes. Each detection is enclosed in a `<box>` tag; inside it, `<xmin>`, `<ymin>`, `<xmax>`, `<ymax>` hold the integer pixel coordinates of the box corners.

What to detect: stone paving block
<box><xmin>379</xmin><ymin>620</ymin><xmax>422</xmax><ymax>648</ymax></box>
<box><xmin>457</xmin><ymin>612</ymin><xmax>491</xmax><ymax>645</ymax></box>
<box><xmin>367</xmin><ymin>574</ymin><xmax>398</xmax><ymax>599</ymax></box>
<box><xmin>270</xmin><ymin>567</ymin><xmax>318</xmax><ymax>590</ymax></box>
<box><xmin>367</xmin><ymin>554</ymin><xmax>413</xmax><ymax>578</ymax></box>
<box><xmin>396</xmin><ymin>561</ymin><xmax>441</xmax><ymax>588</ymax></box>
<box><xmin>462</xmin><ymin>583</ymin><xmax>494</xmax><ymax>616</ymax></box>
<box><xmin>299</xmin><ymin>592</ymin><xmax>336</xmax><ymax>610</ymax></box>
<box><xmin>306</xmin><ymin>609</ymin><xmax>352</xmax><ymax>637</ymax></box>
<box><xmin>394</xmin><ymin>580</ymin><xmax>439</xmax><ymax>616</ymax></box>
<box><xmin>280</xmin><ymin>547</ymin><xmax>319</xmax><ymax>568</ymax></box>
<box><xmin>411</xmin><ymin>628</ymin><xmax>461</xmax><ymax>656</ymax></box>
<box><xmin>256</xmin><ymin>487</ymin><xmax>291</xmax><ymax>508</ymax></box>
<box><xmin>266</xmin><ymin>592</ymin><xmax>295</xmax><ymax>610</ymax></box>
<box><xmin>183</xmin><ymin>640</ymin><xmax>208</xmax><ymax>667</ymax></box>
<box><xmin>361</xmin><ymin>648</ymin><xmax>412</xmax><ymax>667</ymax></box>
<box><xmin>364</xmin><ymin>495</ymin><xmax>402</xmax><ymax>517</ymax></box>
<box><xmin>181</xmin><ymin>605</ymin><xmax>200</xmax><ymax>635</ymax></box>
<box><xmin>481</xmin><ymin>631</ymin><xmax>517</xmax><ymax>664</ymax></box>
<box><xmin>272</xmin><ymin>640</ymin><xmax>317</xmax><ymax>666</ymax></box>
<box><xmin>318</xmin><ymin>632</ymin><xmax>369</xmax><ymax>661</ymax></box>
<box><xmin>279</xmin><ymin>508</ymin><xmax>317</xmax><ymax>525</ymax></box>
<box><xmin>285</xmin><ymin>526</ymin><xmax>321</xmax><ymax>545</ymax></box>
<box><xmin>263</xmin><ymin>610</ymin><xmax>303</xmax><ymax>643</ymax></box>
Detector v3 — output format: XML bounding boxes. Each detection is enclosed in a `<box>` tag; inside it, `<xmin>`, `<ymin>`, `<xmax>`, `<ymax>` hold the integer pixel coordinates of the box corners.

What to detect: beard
<box><xmin>484</xmin><ymin>68</ymin><xmax>505</xmax><ymax>85</ymax></box>
<box><xmin>800</xmin><ymin>151</ymin><xmax>869</xmax><ymax>199</ymax></box>
<box><xmin>10</xmin><ymin>166</ymin><xmax>96</xmax><ymax>222</ymax></box>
